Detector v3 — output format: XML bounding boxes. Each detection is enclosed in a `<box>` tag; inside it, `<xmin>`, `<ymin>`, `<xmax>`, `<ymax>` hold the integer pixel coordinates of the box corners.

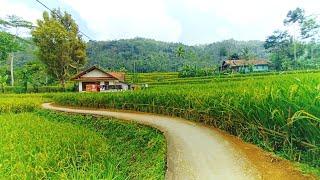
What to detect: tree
<box><xmin>0</xmin><ymin>74</ymin><xmax>8</xmax><ymax>93</ymax></box>
<box><xmin>300</xmin><ymin>16</ymin><xmax>320</xmax><ymax>66</ymax></box>
<box><xmin>284</xmin><ymin>8</ymin><xmax>305</xmax><ymax>25</ymax></box>
<box><xmin>18</xmin><ymin>61</ymin><xmax>46</xmax><ymax>92</ymax></box>
<box><xmin>219</xmin><ymin>47</ymin><xmax>228</xmax><ymax>61</ymax></box>
<box><xmin>240</xmin><ymin>47</ymin><xmax>251</xmax><ymax>60</ymax></box>
<box><xmin>229</xmin><ymin>53</ymin><xmax>240</xmax><ymax>60</ymax></box>
<box><xmin>264</xmin><ymin>30</ymin><xmax>291</xmax><ymax>70</ymax></box>
<box><xmin>300</xmin><ymin>17</ymin><xmax>320</xmax><ymax>40</ymax></box>
<box><xmin>283</xmin><ymin>8</ymin><xmax>305</xmax><ymax>67</ymax></box>
<box><xmin>0</xmin><ymin>31</ymin><xmax>19</xmax><ymax>61</ymax></box>
<box><xmin>0</xmin><ymin>15</ymin><xmax>33</xmax><ymax>86</ymax></box>
<box><xmin>176</xmin><ymin>46</ymin><xmax>185</xmax><ymax>58</ymax></box>
<box><xmin>32</xmin><ymin>10</ymin><xmax>86</xmax><ymax>89</ymax></box>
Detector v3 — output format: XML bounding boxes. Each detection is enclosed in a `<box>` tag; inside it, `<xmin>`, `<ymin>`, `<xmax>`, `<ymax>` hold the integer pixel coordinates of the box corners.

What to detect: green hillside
<box><xmin>13</xmin><ymin>38</ymin><xmax>267</xmax><ymax>73</ymax></box>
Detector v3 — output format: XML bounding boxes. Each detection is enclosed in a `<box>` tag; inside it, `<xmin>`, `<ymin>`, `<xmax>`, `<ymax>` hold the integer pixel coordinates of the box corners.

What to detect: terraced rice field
<box><xmin>53</xmin><ymin>72</ymin><xmax>320</xmax><ymax>171</ymax></box>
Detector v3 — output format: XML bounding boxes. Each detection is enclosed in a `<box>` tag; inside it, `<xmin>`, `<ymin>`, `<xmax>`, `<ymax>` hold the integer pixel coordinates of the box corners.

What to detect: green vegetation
<box><xmin>86</xmin><ymin>38</ymin><xmax>266</xmax><ymax>72</ymax></box>
<box><xmin>0</xmin><ymin>15</ymin><xmax>33</xmax><ymax>86</ymax></box>
<box><xmin>0</xmin><ymin>113</ymin><xmax>112</xmax><ymax>179</ymax></box>
<box><xmin>0</xmin><ymin>95</ymin><xmax>166</xmax><ymax>179</ymax></box>
<box><xmin>126</xmin><ymin>69</ymin><xmax>320</xmax><ymax>85</ymax></box>
<box><xmin>53</xmin><ymin>72</ymin><xmax>320</xmax><ymax>169</ymax></box>
<box><xmin>0</xmin><ymin>94</ymin><xmax>44</xmax><ymax>113</ymax></box>
<box><xmin>265</xmin><ymin>8</ymin><xmax>320</xmax><ymax>71</ymax></box>
<box><xmin>32</xmin><ymin>9</ymin><xmax>86</xmax><ymax>88</ymax></box>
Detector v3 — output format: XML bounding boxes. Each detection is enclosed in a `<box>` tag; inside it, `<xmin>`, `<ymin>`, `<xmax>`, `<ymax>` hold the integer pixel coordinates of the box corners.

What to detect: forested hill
<box><xmin>13</xmin><ymin>38</ymin><xmax>267</xmax><ymax>72</ymax></box>
<box><xmin>86</xmin><ymin>38</ymin><xmax>267</xmax><ymax>72</ymax></box>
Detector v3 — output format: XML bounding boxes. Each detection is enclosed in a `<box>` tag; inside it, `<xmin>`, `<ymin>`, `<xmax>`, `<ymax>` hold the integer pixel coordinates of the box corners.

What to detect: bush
<box><xmin>2</xmin><ymin>85</ymin><xmax>74</xmax><ymax>94</ymax></box>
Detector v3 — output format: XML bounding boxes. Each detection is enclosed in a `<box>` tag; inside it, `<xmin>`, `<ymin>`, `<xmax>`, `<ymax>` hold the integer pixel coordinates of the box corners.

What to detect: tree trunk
<box><xmin>10</xmin><ymin>53</ymin><xmax>14</xmax><ymax>86</ymax></box>
<box><xmin>61</xmin><ymin>79</ymin><xmax>66</xmax><ymax>91</ymax></box>
<box><xmin>294</xmin><ymin>41</ymin><xmax>297</xmax><ymax>69</ymax></box>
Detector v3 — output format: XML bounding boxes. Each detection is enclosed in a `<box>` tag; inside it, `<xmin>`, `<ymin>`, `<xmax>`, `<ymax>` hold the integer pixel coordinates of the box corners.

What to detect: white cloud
<box><xmin>0</xmin><ymin>0</ymin><xmax>42</xmax><ymax>36</ymax></box>
<box><xmin>183</xmin><ymin>0</ymin><xmax>320</xmax><ymax>41</ymax></box>
<box><xmin>1</xmin><ymin>0</ymin><xmax>319</xmax><ymax>43</ymax></box>
<box><xmin>61</xmin><ymin>0</ymin><xmax>182</xmax><ymax>42</ymax></box>
<box><xmin>0</xmin><ymin>0</ymin><xmax>41</xmax><ymax>24</ymax></box>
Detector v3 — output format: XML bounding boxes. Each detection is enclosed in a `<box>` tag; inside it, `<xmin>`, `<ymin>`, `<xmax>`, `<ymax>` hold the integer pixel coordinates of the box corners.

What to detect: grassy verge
<box><xmin>0</xmin><ymin>95</ymin><xmax>166</xmax><ymax>179</ymax></box>
<box><xmin>36</xmin><ymin>110</ymin><xmax>166</xmax><ymax>179</ymax></box>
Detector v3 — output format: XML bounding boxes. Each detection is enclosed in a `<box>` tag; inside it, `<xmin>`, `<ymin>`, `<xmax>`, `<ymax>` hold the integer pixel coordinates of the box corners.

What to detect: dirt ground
<box><xmin>42</xmin><ymin>103</ymin><xmax>314</xmax><ymax>180</ymax></box>
<box><xmin>211</xmin><ymin>127</ymin><xmax>315</xmax><ymax>180</ymax></box>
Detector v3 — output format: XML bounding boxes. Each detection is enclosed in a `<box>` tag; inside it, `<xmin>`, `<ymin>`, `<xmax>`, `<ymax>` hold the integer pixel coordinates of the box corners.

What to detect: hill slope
<box><xmin>13</xmin><ymin>38</ymin><xmax>267</xmax><ymax>72</ymax></box>
<box><xmin>87</xmin><ymin>38</ymin><xmax>267</xmax><ymax>72</ymax></box>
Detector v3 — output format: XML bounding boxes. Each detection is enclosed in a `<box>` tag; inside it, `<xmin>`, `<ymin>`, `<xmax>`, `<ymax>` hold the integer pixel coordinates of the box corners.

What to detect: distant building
<box><xmin>71</xmin><ymin>66</ymin><xmax>129</xmax><ymax>92</ymax></box>
<box><xmin>221</xmin><ymin>59</ymin><xmax>270</xmax><ymax>73</ymax></box>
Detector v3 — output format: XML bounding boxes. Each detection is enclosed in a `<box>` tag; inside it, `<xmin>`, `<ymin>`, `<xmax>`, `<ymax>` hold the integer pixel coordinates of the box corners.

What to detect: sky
<box><xmin>0</xmin><ymin>0</ymin><xmax>319</xmax><ymax>45</ymax></box>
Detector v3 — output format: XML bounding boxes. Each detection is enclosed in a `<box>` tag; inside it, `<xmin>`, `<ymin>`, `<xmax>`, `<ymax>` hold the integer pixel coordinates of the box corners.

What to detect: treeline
<box><xmin>86</xmin><ymin>38</ymin><xmax>267</xmax><ymax>72</ymax></box>
<box><xmin>12</xmin><ymin>38</ymin><xmax>267</xmax><ymax>73</ymax></box>
<box><xmin>264</xmin><ymin>8</ymin><xmax>320</xmax><ymax>70</ymax></box>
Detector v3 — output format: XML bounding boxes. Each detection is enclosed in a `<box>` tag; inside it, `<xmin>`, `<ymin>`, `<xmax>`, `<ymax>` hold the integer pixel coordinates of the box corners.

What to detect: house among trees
<box><xmin>221</xmin><ymin>59</ymin><xmax>270</xmax><ymax>73</ymax></box>
<box><xmin>71</xmin><ymin>66</ymin><xmax>129</xmax><ymax>92</ymax></box>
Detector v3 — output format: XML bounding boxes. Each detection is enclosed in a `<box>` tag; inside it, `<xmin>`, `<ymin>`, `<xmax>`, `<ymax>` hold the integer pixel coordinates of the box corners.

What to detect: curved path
<box><xmin>42</xmin><ymin>103</ymin><xmax>261</xmax><ymax>179</ymax></box>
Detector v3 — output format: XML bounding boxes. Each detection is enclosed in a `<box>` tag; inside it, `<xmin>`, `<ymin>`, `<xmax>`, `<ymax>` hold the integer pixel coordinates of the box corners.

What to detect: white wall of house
<box><xmin>253</xmin><ymin>65</ymin><xmax>268</xmax><ymax>72</ymax></box>
<box><xmin>82</xmin><ymin>69</ymin><xmax>107</xmax><ymax>77</ymax></box>
<box><xmin>79</xmin><ymin>82</ymin><xmax>83</xmax><ymax>92</ymax></box>
<box><xmin>238</xmin><ymin>65</ymin><xmax>269</xmax><ymax>73</ymax></box>
<box><xmin>118</xmin><ymin>82</ymin><xmax>129</xmax><ymax>90</ymax></box>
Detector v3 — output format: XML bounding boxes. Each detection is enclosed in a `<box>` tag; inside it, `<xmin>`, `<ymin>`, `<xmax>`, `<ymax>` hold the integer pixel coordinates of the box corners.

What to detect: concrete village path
<box><xmin>42</xmin><ymin>103</ymin><xmax>311</xmax><ymax>180</ymax></box>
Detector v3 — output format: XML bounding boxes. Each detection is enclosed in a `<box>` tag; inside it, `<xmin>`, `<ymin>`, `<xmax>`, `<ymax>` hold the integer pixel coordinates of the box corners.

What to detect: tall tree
<box><xmin>283</xmin><ymin>8</ymin><xmax>305</xmax><ymax>67</ymax></box>
<box><xmin>176</xmin><ymin>46</ymin><xmax>185</xmax><ymax>58</ymax></box>
<box><xmin>0</xmin><ymin>31</ymin><xmax>19</xmax><ymax>61</ymax></box>
<box><xmin>264</xmin><ymin>30</ymin><xmax>291</xmax><ymax>70</ymax></box>
<box><xmin>32</xmin><ymin>10</ymin><xmax>86</xmax><ymax>88</ymax></box>
<box><xmin>219</xmin><ymin>47</ymin><xmax>228</xmax><ymax>61</ymax></box>
<box><xmin>240</xmin><ymin>47</ymin><xmax>251</xmax><ymax>60</ymax></box>
<box><xmin>0</xmin><ymin>15</ymin><xmax>33</xmax><ymax>86</ymax></box>
<box><xmin>175</xmin><ymin>45</ymin><xmax>185</xmax><ymax>71</ymax></box>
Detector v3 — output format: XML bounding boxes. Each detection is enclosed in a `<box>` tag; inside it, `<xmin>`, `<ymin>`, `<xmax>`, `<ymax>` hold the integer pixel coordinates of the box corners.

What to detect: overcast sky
<box><xmin>1</xmin><ymin>0</ymin><xmax>319</xmax><ymax>45</ymax></box>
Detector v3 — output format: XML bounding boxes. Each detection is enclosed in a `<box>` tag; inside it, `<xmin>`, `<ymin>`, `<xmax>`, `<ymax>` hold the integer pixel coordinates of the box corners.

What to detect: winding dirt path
<box><xmin>42</xmin><ymin>103</ymin><xmax>312</xmax><ymax>180</ymax></box>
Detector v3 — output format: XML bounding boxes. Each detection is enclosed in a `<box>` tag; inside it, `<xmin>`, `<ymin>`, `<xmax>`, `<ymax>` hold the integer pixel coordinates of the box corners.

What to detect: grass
<box><xmin>0</xmin><ymin>95</ymin><xmax>166</xmax><ymax>179</ymax></box>
<box><xmin>0</xmin><ymin>94</ymin><xmax>45</xmax><ymax>113</ymax></box>
<box><xmin>126</xmin><ymin>69</ymin><xmax>320</xmax><ymax>85</ymax></box>
<box><xmin>36</xmin><ymin>110</ymin><xmax>166</xmax><ymax>179</ymax></box>
<box><xmin>52</xmin><ymin>72</ymin><xmax>320</xmax><ymax>170</ymax></box>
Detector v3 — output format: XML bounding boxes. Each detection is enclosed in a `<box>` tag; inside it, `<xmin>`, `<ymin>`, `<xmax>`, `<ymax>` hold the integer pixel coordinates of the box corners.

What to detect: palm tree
<box><xmin>175</xmin><ymin>46</ymin><xmax>186</xmax><ymax>72</ymax></box>
<box><xmin>176</xmin><ymin>46</ymin><xmax>185</xmax><ymax>58</ymax></box>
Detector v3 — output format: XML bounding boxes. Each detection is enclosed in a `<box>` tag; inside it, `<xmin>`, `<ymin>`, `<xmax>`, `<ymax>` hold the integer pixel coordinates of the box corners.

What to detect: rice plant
<box><xmin>53</xmin><ymin>72</ymin><xmax>320</xmax><ymax>168</ymax></box>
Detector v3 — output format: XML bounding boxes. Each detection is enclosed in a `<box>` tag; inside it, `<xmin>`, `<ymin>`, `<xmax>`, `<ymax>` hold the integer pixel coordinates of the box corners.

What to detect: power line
<box><xmin>35</xmin><ymin>0</ymin><xmax>93</xmax><ymax>40</ymax></box>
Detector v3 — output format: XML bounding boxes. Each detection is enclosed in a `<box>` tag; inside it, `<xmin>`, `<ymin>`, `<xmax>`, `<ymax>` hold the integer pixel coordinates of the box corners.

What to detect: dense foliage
<box><xmin>53</xmin><ymin>72</ymin><xmax>320</xmax><ymax>168</ymax></box>
<box><xmin>32</xmin><ymin>9</ymin><xmax>86</xmax><ymax>88</ymax></box>
<box><xmin>86</xmin><ymin>38</ymin><xmax>267</xmax><ymax>72</ymax></box>
<box><xmin>264</xmin><ymin>8</ymin><xmax>320</xmax><ymax>71</ymax></box>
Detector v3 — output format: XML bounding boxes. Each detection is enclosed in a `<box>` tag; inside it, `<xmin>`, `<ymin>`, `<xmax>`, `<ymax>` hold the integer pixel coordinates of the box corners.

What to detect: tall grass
<box><xmin>37</xmin><ymin>110</ymin><xmax>166</xmax><ymax>179</ymax></box>
<box><xmin>0</xmin><ymin>113</ymin><xmax>114</xmax><ymax>179</ymax></box>
<box><xmin>0</xmin><ymin>95</ymin><xmax>167</xmax><ymax>179</ymax></box>
<box><xmin>0</xmin><ymin>94</ymin><xmax>45</xmax><ymax>113</ymax></box>
<box><xmin>53</xmin><ymin>72</ymin><xmax>320</xmax><ymax>168</ymax></box>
